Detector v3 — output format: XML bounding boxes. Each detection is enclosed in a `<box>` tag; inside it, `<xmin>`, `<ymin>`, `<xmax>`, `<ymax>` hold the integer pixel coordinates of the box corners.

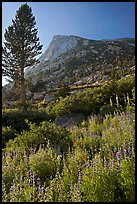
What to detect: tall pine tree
<box><xmin>2</xmin><ymin>3</ymin><xmax>43</xmax><ymax>105</ymax></box>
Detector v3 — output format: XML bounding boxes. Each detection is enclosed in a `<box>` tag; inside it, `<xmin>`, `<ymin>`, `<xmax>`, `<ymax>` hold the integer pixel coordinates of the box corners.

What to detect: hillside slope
<box><xmin>24</xmin><ymin>35</ymin><xmax>135</xmax><ymax>91</ymax></box>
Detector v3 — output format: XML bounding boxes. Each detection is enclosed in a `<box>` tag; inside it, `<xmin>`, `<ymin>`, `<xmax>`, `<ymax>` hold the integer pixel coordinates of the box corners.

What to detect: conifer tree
<box><xmin>2</xmin><ymin>3</ymin><xmax>43</xmax><ymax>105</ymax></box>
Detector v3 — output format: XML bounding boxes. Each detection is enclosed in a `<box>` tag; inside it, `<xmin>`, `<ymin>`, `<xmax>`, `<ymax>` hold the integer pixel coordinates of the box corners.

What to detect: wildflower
<box><xmin>89</xmin><ymin>160</ymin><xmax>92</xmax><ymax>166</ymax></box>
<box><xmin>78</xmin><ymin>168</ymin><xmax>82</xmax><ymax>184</ymax></box>
<box><xmin>123</xmin><ymin>141</ymin><xmax>126</xmax><ymax>148</ymax></box>
<box><xmin>116</xmin><ymin>150</ymin><xmax>121</xmax><ymax>162</ymax></box>
<box><xmin>123</xmin><ymin>148</ymin><xmax>127</xmax><ymax>159</ymax></box>
<box><xmin>82</xmin><ymin>157</ymin><xmax>86</xmax><ymax>161</ymax></box>
<box><xmin>79</xmin><ymin>147</ymin><xmax>83</xmax><ymax>151</ymax></box>
<box><xmin>82</xmin><ymin>162</ymin><xmax>89</xmax><ymax>168</ymax></box>
<box><xmin>36</xmin><ymin>177</ymin><xmax>41</xmax><ymax>186</ymax></box>
<box><xmin>37</xmin><ymin>186</ymin><xmax>41</xmax><ymax>192</ymax></box>
<box><xmin>19</xmin><ymin>177</ymin><xmax>24</xmax><ymax>188</ymax></box>
<box><xmin>27</xmin><ymin>169</ymin><xmax>33</xmax><ymax>177</ymax></box>
<box><xmin>116</xmin><ymin>150</ymin><xmax>121</xmax><ymax>172</ymax></box>
<box><xmin>108</xmin><ymin>159</ymin><xmax>114</xmax><ymax>169</ymax></box>
<box><xmin>132</xmin><ymin>142</ymin><xmax>135</xmax><ymax>150</ymax></box>
<box><xmin>127</xmin><ymin>146</ymin><xmax>131</xmax><ymax>158</ymax></box>
<box><xmin>9</xmin><ymin>186</ymin><xmax>14</xmax><ymax>193</ymax></box>
<box><xmin>103</xmin><ymin>156</ymin><xmax>107</xmax><ymax>168</ymax></box>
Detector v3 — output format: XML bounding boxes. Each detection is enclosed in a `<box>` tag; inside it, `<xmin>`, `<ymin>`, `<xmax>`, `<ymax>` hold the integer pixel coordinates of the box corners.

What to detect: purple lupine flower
<box><xmin>127</xmin><ymin>146</ymin><xmax>131</xmax><ymax>158</ymax></box>
<box><xmin>89</xmin><ymin>160</ymin><xmax>93</xmax><ymax>166</ymax></box>
<box><xmin>132</xmin><ymin>142</ymin><xmax>135</xmax><ymax>150</ymax></box>
<box><xmin>36</xmin><ymin>177</ymin><xmax>41</xmax><ymax>186</ymax></box>
<box><xmin>82</xmin><ymin>162</ymin><xmax>89</xmax><ymax>168</ymax></box>
<box><xmin>116</xmin><ymin>150</ymin><xmax>121</xmax><ymax>172</ymax></box>
<box><xmin>123</xmin><ymin>141</ymin><xmax>126</xmax><ymax>148</ymax></box>
<box><xmin>116</xmin><ymin>151</ymin><xmax>121</xmax><ymax>163</ymax></box>
<box><xmin>9</xmin><ymin>186</ymin><xmax>14</xmax><ymax>193</ymax></box>
<box><xmin>109</xmin><ymin>159</ymin><xmax>114</xmax><ymax>169</ymax></box>
<box><xmin>69</xmin><ymin>181</ymin><xmax>73</xmax><ymax>190</ymax></box>
<box><xmin>28</xmin><ymin>179</ymin><xmax>32</xmax><ymax>187</ymax></box>
<box><xmin>19</xmin><ymin>177</ymin><xmax>24</xmax><ymax>188</ymax></box>
<box><xmin>9</xmin><ymin>179</ymin><xmax>16</xmax><ymax>193</ymax></box>
<box><xmin>78</xmin><ymin>168</ymin><xmax>82</xmax><ymax>185</ymax></box>
<box><xmin>27</xmin><ymin>170</ymin><xmax>33</xmax><ymax>177</ymax></box>
<box><xmin>37</xmin><ymin>186</ymin><xmax>41</xmax><ymax>192</ymax></box>
<box><xmin>123</xmin><ymin>148</ymin><xmax>127</xmax><ymax>159</ymax></box>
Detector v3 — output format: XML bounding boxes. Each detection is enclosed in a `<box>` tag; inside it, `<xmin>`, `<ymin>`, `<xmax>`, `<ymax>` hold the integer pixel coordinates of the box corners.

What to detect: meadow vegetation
<box><xmin>2</xmin><ymin>75</ymin><xmax>135</xmax><ymax>202</ymax></box>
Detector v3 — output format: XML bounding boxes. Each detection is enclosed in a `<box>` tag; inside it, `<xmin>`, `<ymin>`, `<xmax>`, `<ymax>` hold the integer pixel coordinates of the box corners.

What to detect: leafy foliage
<box><xmin>46</xmin><ymin>75</ymin><xmax>135</xmax><ymax>117</ymax></box>
<box><xmin>2</xmin><ymin>108</ymin><xmax>52</xmax><ymax>147</ymax></box>
<box><xmin>2</xmin><ymin>74</ymin><xmax>135</xmax><ymax>202</ymax></box>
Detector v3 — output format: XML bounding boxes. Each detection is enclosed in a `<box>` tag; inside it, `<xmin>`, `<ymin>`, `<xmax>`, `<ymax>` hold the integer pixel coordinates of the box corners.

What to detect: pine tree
<box><xmin>111</xmin><ymin>66</ymin><xmax>115</xmax><ymax>80</ymax></box>
<box><xmin>2</xmin><ymin>3</ymin><xmax>43</xmax><ymax>105</ymax></box>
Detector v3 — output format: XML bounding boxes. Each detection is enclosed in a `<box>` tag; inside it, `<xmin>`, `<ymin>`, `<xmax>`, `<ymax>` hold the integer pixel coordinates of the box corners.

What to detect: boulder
<box><xmin>99</xmin><ymin>104</ymin><xmax>115</xmax><ymax>116</ymax></box>
<box><xmin>5</xmin><ymin>100</ymin><xmax>15</xmax><ymax>107</ymax></box>
<box><xmin>44</xmin><ymin>94</ymin><xmax>54</xmax><ymax>102</ymax></box>
<box><xmin>26</xmin><ymin>90</ymin><xmax>32</xmax><ymax>98</ymax></box>
<box><xmin>54</xmin><ymin>113</ymin><xmax>85</xmax><ymax>128</ymax></box>
<box><xmin>33</xmin><ymin>93</ymin><xmax>44</xmax><ymax>100</ymax></box>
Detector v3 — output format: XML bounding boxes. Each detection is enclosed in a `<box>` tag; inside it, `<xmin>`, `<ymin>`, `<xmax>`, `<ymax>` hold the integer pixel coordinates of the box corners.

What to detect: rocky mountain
<box><xmin>24</xmin><ymin>35</ymin><xmax>135</xmax><ymax>93</ymax></box>
<box><xmin>3</xmin><ymin>35</ymin><xmax>135</xmax><ymax>101</ymax></box>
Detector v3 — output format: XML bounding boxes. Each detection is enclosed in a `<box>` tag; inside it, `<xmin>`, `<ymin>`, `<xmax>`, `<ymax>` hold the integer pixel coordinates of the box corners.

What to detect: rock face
<box><xmin>24</xmin><ymin>35</ymin><xmax>135</xmax><ymax>92</ymax></box>
<box><xmin>41</xmin><ymin>35</ymin><xmax>79</xmax><ymax>61</ymax></box>
<box><xmin>25</xmin><ymin>35</ymin><xmax>80</xmax><ymax>76</ymax></box>
<box><xmin>54</xmin><ymin>113</ymin><xmax>85</xmax><ymax>128</ymax></box>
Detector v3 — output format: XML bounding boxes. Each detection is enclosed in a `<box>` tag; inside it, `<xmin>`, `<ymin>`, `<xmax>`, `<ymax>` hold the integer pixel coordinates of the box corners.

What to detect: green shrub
<box><xmin>2</xmin><ymin>148</ymin><xmax>29</xmax><ymax>193</ymax></box>
<box><xmin>81</xmin><ymin>157</ymin><xmax>126</xmax><ymax>202</ymax></box>
<box><xmin>2</xmin><ymin>109</ymin><xmax>52</xmax><ymax>146</ymax></box>
<box><xmin>119</xmin><ymin>156</ymin><xmax>135</xmax><ymax>201</ymax></box>
<box><xmin>2</xmin><ymin>126</ymin><xmax>17</xmax><ymax>148</ymax></box>
<box><xmin>29</xmin><ymin>145</ymin><xmax>59</xmax><ymax>184</ymax></box>
<box><xmin>46</xmin><ymin>75</ymin><xmax>135</xmax><ymax>117</ymax></box>
<box><xmin>100</xmin><ymin>112</ymin><xmax>135</xmax><ymax>158</ymax></box>
<box><xmin>5</xmin><ymin>120</ymin><xmax>71</xmax><ymax>154</ymax></box>
<box><xmin>2</xmin><ymin>79</ymin><xmax>135</xmax><ymax>202</ymax></box>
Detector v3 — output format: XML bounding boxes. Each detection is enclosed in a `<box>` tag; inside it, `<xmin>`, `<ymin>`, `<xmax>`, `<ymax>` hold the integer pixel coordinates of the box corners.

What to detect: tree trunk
<box><xmin>20</xmin><ymin>67</ymin><xmax>26</xmax><ymax>105</ymax></box>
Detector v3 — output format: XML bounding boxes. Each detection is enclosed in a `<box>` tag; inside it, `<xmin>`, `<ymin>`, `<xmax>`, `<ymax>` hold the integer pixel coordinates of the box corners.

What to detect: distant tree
<box><xmin>56</xmin><ymin>80</ymin><xmax>70</xmax><ymax>98</ymax></box>
<box><xmin>131</xmin><ymin>56</ymin><xmax>135</xmax><ymax>66</ymax></box>
<box><xmin>111</xmin><ymin>66</ymin><xmax>116</xmax><ymax>79</ymax></box>
<box><xmin>2</xmin><ymin>3</ymin><xmax>43</xmax><ymax>105</ymax></box>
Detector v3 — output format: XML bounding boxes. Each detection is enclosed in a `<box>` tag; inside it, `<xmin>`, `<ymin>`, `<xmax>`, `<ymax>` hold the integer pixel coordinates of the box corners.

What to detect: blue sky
<box><xmin>2</xmin><ymin>2</ymin><xmax>135</xmax><ymax>86</ymax></box>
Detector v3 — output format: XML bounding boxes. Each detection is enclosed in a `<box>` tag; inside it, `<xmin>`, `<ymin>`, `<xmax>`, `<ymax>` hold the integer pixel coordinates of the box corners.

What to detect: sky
<box><xmin>2</xmin><ymin>2</ymin><xmax>135</xmax><ymax>86</ymax></box>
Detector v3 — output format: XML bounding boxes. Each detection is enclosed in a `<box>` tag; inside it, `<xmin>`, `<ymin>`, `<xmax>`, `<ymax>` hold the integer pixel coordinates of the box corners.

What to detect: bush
<box><xmin>46</xmin><ymin>75</ymin><xmax>135</xmax><ymax>117</ymax></box>
<box><xmin>2</xmin><ymin>108</ymin><xmax>52</xmax><ymax>145</ymax></box>
<box><xmin>29</xmin><ymin>145</ymin><xmax>59</xmax><ymax>184</ymax></box>
<box><xmin>2</xmin><ymin>126</ymin><xmax>17</xmax><ymax>148</ymax></box>
<box><xmin>119</xmin><ymin>156</ymin><xmax>135</xmax><ymax>202</ymax></box>
<box><xmin>2</xmin><ymin>108</ymin><xmax>135</xmax><ymax>202</ymax></box>
<box><xmin>5</xmin><ymin>120</ymin><xmax>71</xmax><ymax>154</ymax></box>
<box><xmin>2</xmin><ymin>75</ymin><xmax>135</xmax><ymax>202</ymax></box>
<box><xmin>100</xmin><ymin>112</ymin><xmax>135</xmax><ymax>159</ymax></box>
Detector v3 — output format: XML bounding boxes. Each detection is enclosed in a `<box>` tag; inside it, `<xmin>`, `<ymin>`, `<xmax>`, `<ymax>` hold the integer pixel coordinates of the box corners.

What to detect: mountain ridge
<box><xmin>24</xmin><ymin>35</ymin><xmax>135</xmax><ymax>90</ymax></box>
<box><xmin>3</xmin><ymin>35</ymin><xmax>135</xmax><ymax>100</ymax></box>
<box><xmin>25</xmin><ymin>35</ymin><xmax>135</xmax><ymax>78</ymax></box>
